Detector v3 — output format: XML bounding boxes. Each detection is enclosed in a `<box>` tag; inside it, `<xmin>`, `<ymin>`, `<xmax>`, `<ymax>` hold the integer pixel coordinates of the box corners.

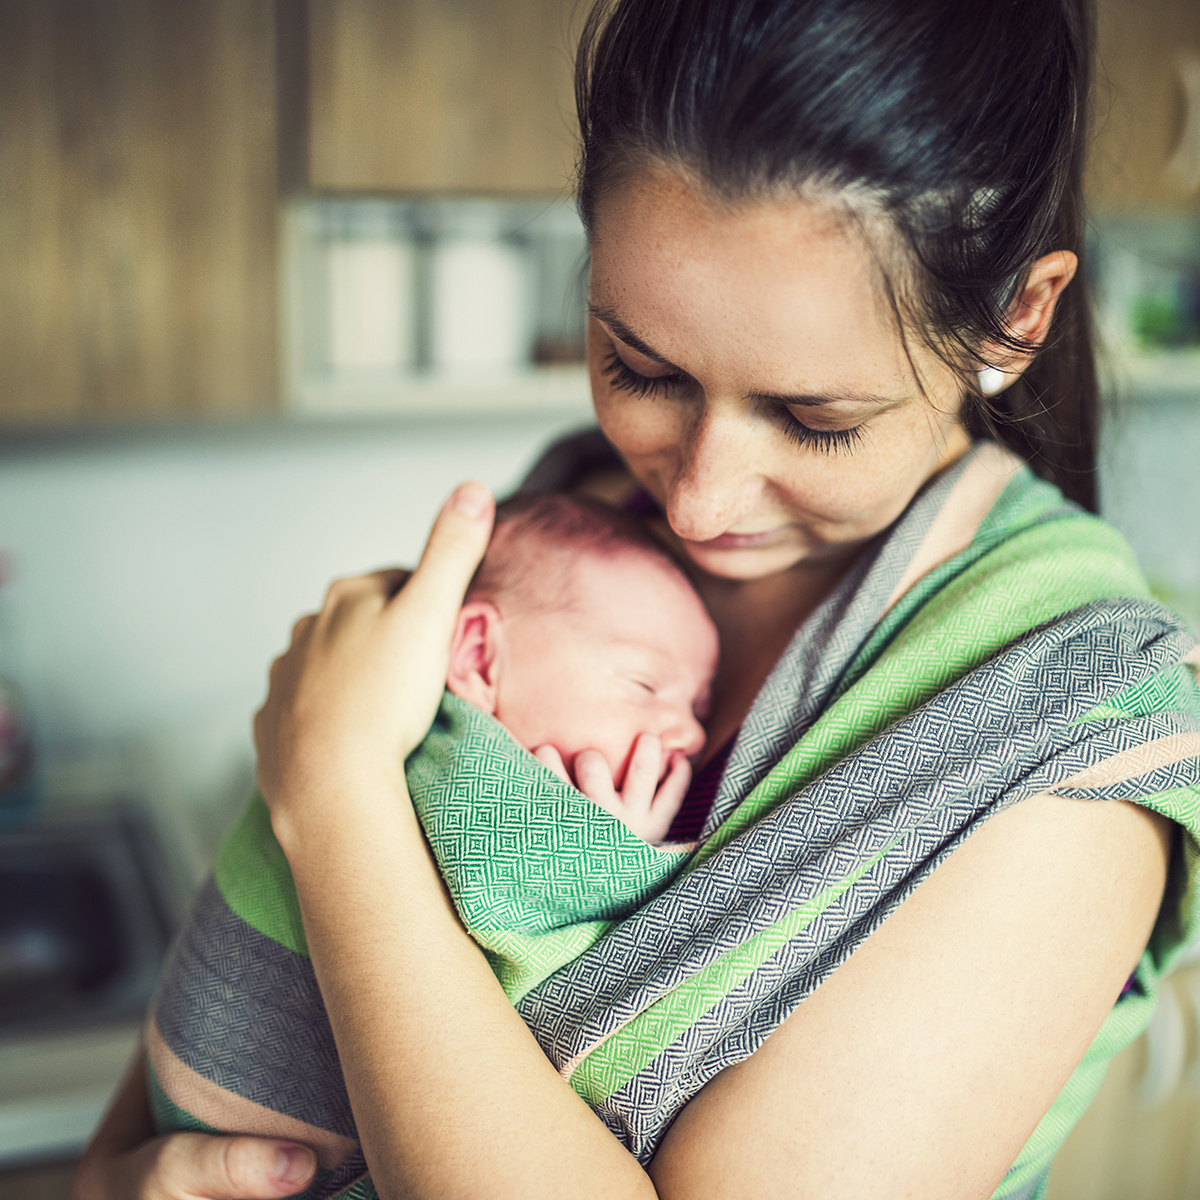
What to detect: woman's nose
<box><xmin>665</xmin><ymin>410</ymin><xmax>762</xmax><ymax>543</ymax></box>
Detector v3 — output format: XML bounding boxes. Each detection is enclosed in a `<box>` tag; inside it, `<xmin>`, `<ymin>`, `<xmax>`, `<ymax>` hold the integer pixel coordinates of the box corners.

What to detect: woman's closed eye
<box><xmin>605</xmin><ymin>348</ymin><xmax>866</xmax><ymax>455</ymax></box>
<box><xmin>602</xmin><ymin>350</ymin><xmax>691</xmax><ymax>400</ymax></box>
<box><xmin>774</xmin><ymin>407</ymin><xmax>866</xmax><ymax>455</ymax></box>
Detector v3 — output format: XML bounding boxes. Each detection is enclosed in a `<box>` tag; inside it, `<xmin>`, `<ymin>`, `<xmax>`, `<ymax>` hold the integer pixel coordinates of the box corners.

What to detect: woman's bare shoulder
<box><xmin>650</xmin><ymin>794</ymin><xmax>1173</xmax><ymax>1200</ymax></box>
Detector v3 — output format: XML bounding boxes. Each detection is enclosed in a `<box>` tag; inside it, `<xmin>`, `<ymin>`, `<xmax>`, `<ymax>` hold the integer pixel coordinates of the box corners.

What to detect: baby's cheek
<box><xmin>490</xmin><ymin>693</ymin><xmax>555</xmax><ymax>758</ymax></box>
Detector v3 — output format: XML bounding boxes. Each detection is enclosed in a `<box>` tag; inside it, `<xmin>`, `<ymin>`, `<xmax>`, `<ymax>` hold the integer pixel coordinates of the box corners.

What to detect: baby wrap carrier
<box><xmin>147</xmin><ymin>441</ymin><xmax>1200</xmax><ymax>1200</ymax></box>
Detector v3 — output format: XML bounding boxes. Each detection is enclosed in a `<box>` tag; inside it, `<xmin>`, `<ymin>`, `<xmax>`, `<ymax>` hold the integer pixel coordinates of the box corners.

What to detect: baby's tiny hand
<box><xmin>534</xmin><ymin>734</ymin><xmax>691</xmax><ymax>843</ymax></box>
<box><xmin>532</xmin><ymin>744</ymin><xmax>572</xmax><ymax>784</ymax></box>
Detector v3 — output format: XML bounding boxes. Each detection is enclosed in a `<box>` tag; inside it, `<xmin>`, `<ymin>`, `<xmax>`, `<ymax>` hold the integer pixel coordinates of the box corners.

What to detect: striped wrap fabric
<box><xmin>146</xmin><ymin>442</ymin><xmax>1200</xmax><ymax>1200</ymax></box>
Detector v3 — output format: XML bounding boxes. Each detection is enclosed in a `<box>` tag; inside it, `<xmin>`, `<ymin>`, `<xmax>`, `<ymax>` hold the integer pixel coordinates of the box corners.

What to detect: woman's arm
<box><xmin>257</xmin><ymin>484</ymin><xmax>654</xmax><ymax>1199</ymax></box>
<box><xmin>262</xmin><ymin>486</ymin><xmax>1174</xmax><ymax>1199</ymax></box>
<box><xmin>281</xmin><ymin>760</ymin><xmax>656</xmax><ymax>1200</ymax></box>
<box><xmin>650</xmin><ymin>792</ymin><xmax>1172</xmax><ymax>1198</ymax></box>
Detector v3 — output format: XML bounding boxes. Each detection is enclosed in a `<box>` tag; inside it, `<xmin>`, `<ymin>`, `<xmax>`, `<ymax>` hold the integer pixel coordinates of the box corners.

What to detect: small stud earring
<box><xmin>978</xmin><ymin>365</ymin><xmax>1006</xmax><ymax>396</ymax></box>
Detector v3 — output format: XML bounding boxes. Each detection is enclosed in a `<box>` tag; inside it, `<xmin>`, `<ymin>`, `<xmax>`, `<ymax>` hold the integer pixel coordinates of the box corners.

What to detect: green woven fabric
<box><xmin>215</xmin><ymin>697</ymin><xmax>688</xmax><ymax>1004</ymax></box>
<box><xmin>183</xmin><ymin>462</ymin><xmax>1199</xmax><ymax>1197</ymax></box>
<box><xmin>407</xmin><ymin>693</ymin><xmax>689</xmax><ymax>999</ymax></box>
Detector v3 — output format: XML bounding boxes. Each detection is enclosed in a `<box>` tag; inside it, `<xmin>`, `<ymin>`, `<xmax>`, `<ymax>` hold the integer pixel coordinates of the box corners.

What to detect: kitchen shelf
<box><xmin>287</xmin><ymin>364</ymin><xmax>593</xmax><ymax>419</ymax></box>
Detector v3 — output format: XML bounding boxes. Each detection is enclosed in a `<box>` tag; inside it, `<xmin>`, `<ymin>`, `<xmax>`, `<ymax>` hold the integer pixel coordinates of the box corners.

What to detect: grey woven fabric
<box><xmin>519</xmin><ymin>598</ymin><xmax>1198</xmax><ymax>1160</ymax></box>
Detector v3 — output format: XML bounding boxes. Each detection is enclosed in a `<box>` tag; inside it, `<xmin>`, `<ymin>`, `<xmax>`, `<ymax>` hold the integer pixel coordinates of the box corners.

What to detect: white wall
<box><xmin>0</xmin><ymin>414</ymin><xmax>587</xmax><ymax>872</ymax></box>
<box><xmin>1100</xmin><ymin>395</ymin><xmax>1200</xmax><ymax>628</ymax></box>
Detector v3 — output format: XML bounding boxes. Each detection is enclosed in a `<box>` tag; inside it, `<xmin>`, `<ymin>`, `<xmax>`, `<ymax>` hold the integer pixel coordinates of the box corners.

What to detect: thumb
<box><xmin>149</xmin><ymin>1133</ymin><xmax>317</xmax><ymax>1199</ymax></box>
<box><xmin>399</xmin><ymin>481</ymin><xmax>495</xmax><ymax>630</ymax></box>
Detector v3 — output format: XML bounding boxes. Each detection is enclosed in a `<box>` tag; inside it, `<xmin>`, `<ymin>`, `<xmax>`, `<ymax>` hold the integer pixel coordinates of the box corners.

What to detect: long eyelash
<box><xmin>779</xmin><ymin>412</ymin><xmax>865</xmax><ymax>455</ymax></box>
<box><xmin>601</xmin><ymin>351</ymin><xmax>687</xmax><ymax>400</ymax></box>
<box><xmin>603</xmin><ymin>350</ymin><xmax>864</xmax><ymax>454</ymax></box>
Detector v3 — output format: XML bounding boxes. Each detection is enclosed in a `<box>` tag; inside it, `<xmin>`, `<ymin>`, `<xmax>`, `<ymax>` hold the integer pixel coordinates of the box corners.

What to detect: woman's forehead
<box><xmin>588</xmin><ymin>167</ymin><xmax>874</xmax><ymax>280</ymax></box>
<box><xmin>587</xmin><ymin>170</ymin><xmax>905</xmax><ymax>384</ymax></box>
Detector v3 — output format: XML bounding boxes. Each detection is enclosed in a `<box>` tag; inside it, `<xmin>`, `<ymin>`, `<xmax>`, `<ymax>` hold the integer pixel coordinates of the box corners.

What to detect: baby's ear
<box><xmin>446</xmin><ymin>600</ymin><xmax>503</xmax><ymax>714</ymax></box>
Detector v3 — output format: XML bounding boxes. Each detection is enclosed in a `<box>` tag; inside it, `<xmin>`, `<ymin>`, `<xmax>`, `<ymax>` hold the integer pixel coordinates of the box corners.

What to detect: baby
<box><xmin>448</xmin><ymin>492</ymin><xmax>716</xmax><ymax>841</ymax></box>
<box><xmin>146</xmin><ymin>494</ymin><xmax>719</xmax><ymax>1198</ymax></box>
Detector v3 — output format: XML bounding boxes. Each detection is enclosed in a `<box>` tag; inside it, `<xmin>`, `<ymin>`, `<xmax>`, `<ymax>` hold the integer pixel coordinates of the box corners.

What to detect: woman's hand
<box><xmin>74</xmin><ymin>1134</ymin><xmax>316</xmax><ymax>1200</ymax></box>
<box><xmin>71</xmin><ymin>1050</ymin><xmax>317</xmax><ymax>1200</ymax></box>
<box><xmin>253</xmin><ymin>481</ymin><xmax>494</xmax><ymax>849</ymax></box>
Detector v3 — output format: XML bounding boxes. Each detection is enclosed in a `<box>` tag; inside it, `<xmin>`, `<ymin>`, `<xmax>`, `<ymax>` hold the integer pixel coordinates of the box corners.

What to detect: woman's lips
<box><xmin>684</xmin><ymin>528</ymin><xmax>787</xmax><ymax>551</ymax></box>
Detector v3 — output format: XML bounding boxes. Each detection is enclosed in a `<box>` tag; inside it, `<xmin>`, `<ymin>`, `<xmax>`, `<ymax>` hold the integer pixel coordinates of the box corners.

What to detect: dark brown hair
<box><xmin>575</xmin><ymin>0</ymin><xmax>1099</xmax><ymax>509</ymax></box>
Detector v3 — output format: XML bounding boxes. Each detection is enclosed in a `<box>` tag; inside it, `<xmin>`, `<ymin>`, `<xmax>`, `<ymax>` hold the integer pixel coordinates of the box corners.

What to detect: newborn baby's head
<box><xmin>445</xmin><ymin>494</ymin><xmax>718</xmax><ymax>794</ymax></box>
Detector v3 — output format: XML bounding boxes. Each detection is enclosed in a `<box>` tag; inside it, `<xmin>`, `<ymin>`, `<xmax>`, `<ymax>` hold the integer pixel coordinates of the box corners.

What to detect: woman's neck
<box><xmin>693</xmin><ymin>555</ymin><xmax>855</xmax><ymax>763</ymax></box>
<box><xmin>575</xmin><ymin>468</ymin><xmax>864</xmax><ymax>760</ymax></box>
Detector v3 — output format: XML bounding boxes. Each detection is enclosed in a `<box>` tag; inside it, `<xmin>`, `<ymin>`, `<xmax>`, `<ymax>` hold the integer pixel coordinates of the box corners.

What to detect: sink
<box><xmin>0</xmin><ymin>804</ymin><xmax>182</xmax><ymax>1167</ymax></box>
<box><xmin>0</xmin><ymin>805</ymin><xmax>178</xmax><ymax>1040</ymax></box>
<box><xmin>0</xmin><ymin>850</ymin><xmax>126</xmax><ymax>1025</ymax></box>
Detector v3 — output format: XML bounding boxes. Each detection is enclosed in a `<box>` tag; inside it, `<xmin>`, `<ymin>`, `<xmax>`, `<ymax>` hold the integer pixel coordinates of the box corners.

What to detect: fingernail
<box><xmin>451</xmin><ymin>481</ymin><xmax>490</xmax><ymax>518</ymax></box>
<box><xmin>274</xmin><ymin>1145</ymin><xmax>314</xmax><ymax>1185</ymax></box>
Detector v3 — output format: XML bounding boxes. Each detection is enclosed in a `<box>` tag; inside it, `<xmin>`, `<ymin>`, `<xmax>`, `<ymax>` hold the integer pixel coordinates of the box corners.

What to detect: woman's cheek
<box><xmin>594</xmin><ymin>390</ymin><xmax>683</xmax><ymax>466</ymax></box>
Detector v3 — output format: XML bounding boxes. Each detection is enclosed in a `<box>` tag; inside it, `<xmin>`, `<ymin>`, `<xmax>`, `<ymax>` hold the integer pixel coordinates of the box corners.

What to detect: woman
<box><xmin>75</xmin><ymin>0</ymin><xmax>1200</xmax><ymax>1197</ymax></box>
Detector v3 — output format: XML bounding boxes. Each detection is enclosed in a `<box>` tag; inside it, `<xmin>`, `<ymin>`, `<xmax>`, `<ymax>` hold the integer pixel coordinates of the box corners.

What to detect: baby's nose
<box><xmin>663</xmin><ymin>708</ymin><xmax>707</xmax><ymax>759</ymax></box>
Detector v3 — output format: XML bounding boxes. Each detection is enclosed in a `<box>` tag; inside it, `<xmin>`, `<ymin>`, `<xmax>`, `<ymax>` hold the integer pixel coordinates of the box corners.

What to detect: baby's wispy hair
<box><xmin>467</xmin><ymin>493</ymin><xmax>688</xmax><ymax>614</ymax></box>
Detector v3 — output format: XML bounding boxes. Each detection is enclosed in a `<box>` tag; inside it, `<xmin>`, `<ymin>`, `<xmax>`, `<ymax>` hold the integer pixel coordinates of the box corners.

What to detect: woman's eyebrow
<box><xmin>587</xmin><ymin>305</ymin><xmax>681</xmax><ymax>369</ymax></box>
<box><xmin>749</xmin><ymin>388</ymin><xmax>892</xmax><ymax>408</ymax></box>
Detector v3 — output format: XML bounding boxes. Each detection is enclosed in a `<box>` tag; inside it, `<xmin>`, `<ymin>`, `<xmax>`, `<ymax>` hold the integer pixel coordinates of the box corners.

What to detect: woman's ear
<box><xmin>446</xmin><ymin>600</ymin><xmax>504</xmax><ymax>714</ymax></box>
<box><xmin>1008</xmin><ymin>250</ymin><xmax>1077</xmax><ymax>349</ymax></box>
<box><xmin>977</xmin><ymin>249</ymin><xmax>1078</xmax><ymax>392</ymax></box>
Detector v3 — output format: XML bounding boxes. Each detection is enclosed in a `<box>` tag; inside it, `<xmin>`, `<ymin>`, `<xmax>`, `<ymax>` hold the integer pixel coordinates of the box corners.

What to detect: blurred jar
<box><xmin>429</xmin><ymin>202</ymin><xmax>531</xmax><ymax>374</ymax></box>
<box><xmin>321</xmin><ymin>202</ymin><xmax>418</xmax><ymax>376</ymax></box>
<box><xmin>0</xmin><ymin>554</ymin><xmax>37</xmax><ymax>825</ymax></box>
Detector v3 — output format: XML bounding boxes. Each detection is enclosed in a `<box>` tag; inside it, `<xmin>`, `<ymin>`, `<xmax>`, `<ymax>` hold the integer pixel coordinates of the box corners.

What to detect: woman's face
<box><xmin>587</xmin><ymin>169</ymin><xmax>973</xmax><ymax>581</ymax></box>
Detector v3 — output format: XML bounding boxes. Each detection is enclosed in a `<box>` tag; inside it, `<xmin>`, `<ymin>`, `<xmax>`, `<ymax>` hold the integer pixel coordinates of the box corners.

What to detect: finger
<box><xmin>321</xmin><ymin>573</ymin><xmax>385</xmax><ymax>611</ymax></box>
<box><xmin>399</xmin><ymin>482</ymin><xmax>495</xmax><ymax>635</ymax></box>
<box><xmin>369</xmin><ymin>567</ymin><xmax>412</xmax><ymax>599</ymax></box>
<box><xmin>574</xmin><ymin>749</ymin><xmax>620</xmax><ymax>808</ymax></box>
<box><xmin>288</xmin><ymin>614</ymin><xmax>316</xmax><ymax>648</ymax></box>
<box><xmin>151</xmin><ymin>1132</ymin><xmax>317</xmax><ymax>1199</ymax></box>
<box><xmin>316</xmin><ymin>576</ymin><xmax>393</xmax><ymax>641</ymax></box>
<box><xmin>533</xmin><ymin>744</ymin><xmax>571</xmax><ymax>784</ymax></box>
<box><xmin>620</xmin><ymin>733</ymin><xmax>664</xmax><ymax>811</ymax></box>
<box><xmin>652</xmin><ymin>753</ymin><xmax>692</xmax><ymax>821</ymax></box>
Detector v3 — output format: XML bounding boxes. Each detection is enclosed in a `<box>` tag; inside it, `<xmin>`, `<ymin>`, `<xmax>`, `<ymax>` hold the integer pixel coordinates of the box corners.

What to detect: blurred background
<box><xmin>0</xmin><ymin>1</ymin><xmax>1197</xmax><ymax>1196</ymax></box>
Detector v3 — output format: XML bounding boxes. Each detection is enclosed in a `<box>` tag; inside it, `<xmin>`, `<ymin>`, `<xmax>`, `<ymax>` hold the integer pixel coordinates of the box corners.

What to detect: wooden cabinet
<box><xmin>301</xmin><ymin>0</ymin><xmax>582</xmax><ymax>195</ymax></box>
<box><xmin>1088</xmin><ymin>0</ymin><xmax>1200</xmax><ymax>211</ymax></box>
<box><xmin>1</xmin><ymin>0</ymin><xmax>1195</xmax><ymax>427</ymax></box>
<box><xmin>0</xmin><ymin>0</ymin><xmax>279</xmax><ymax>425</ymax></box>
<box><xmin>304</xmin><ymin>0</ymin><xmax>1200</xmax><ymax>207</ymax></box>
